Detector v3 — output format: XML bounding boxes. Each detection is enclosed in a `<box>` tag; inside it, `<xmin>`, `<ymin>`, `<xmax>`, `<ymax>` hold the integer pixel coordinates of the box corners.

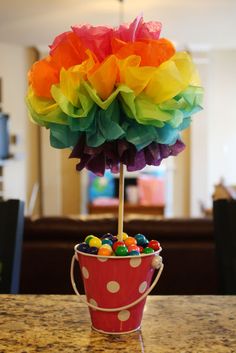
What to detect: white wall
<box><xmin>0</xmin><ymin>43</ymin><xmax>28</xmax><ymax>203</ymax></box>
<box><xmin>190</xmin><ymin>51</ymin><xmax>210</xmax><ymax>216</ymax></box>
<box><xmin>190</xmin><ymin>49</ymin><xmax>236</xmax><ymax>216</ymax></box>
<box><xmin>208</xmin><ymin>50</ymin><xmax>236</xmax><ymax>195</ymax></box>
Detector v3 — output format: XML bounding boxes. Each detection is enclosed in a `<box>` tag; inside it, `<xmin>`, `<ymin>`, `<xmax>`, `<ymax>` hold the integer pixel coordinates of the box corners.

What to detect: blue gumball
<box><xmin>89</xmin><ymin>246</ymin><xmax>98</xmax><ymax>255</ymax></box>
<box><xmin>134</xmin><ymin>233</ymin><xmax>148</xmax><ymax>246</ymax></box>
<box><xmin>101</xmin><ymin>233</ymin><xmax>113</xmax><ymax>239</ymax></box>
<box><xmin>129</xmin><ymin>250</ymin><xmax>140</xmax><ymax>256</ymax></box>
<box><xmin>142</xmin><ymin>239</ymin><xmax>149</xmax><ymax>248</ymax></box>
<box><xmin>78</xmin><ymin>242</ymin><xmax>90</xmax><ymax>253</ymax></box>
<box><xmin>102</xmin><ymin>238</ymin><xmax>113</xmax><ymax>247</ymax></box>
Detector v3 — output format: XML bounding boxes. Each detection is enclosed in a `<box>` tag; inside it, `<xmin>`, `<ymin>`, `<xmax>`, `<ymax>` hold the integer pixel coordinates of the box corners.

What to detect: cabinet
<box><xmin>0</xmin><ymin>161</ymin><xmax>6</xmax><ymax>200</ymax></box>
<box><xmin>88</xmin><ymin>203</ymin><xmax>164</xmax><ymax>216</ymax></box>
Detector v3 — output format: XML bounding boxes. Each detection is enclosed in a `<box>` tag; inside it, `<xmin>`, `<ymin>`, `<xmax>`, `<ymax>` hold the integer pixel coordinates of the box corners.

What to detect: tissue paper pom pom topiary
<box><xmin>26</xmin><ymin>16</ymin><xmax>203</xmax><ymax>175</ymax></box>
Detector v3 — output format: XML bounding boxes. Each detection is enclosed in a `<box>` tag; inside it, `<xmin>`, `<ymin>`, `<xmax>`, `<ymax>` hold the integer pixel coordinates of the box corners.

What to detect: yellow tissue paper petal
<box><xmin>26</xmin><ymin>87</ymin><xmax>68</xmax><ymax>125</ymax></box>
<box><xmin>87</xmin><ymin>55</ymin><xmax>118</xmax><ymax>100</ymax></box>
<box><xmin>117</xmin><ymin>55</ymin><xmax>141</xmax><ymax>82</ymax></box>
<box><xmin>122</xmin><ymin>65</ymin><xmax>157</xmax><ymax>96</ymax></box>
<box><xmin>145</xmin><ymin>52</ymin><xmax>198</xmax><ymax>104</ymax></box>
<box><xmin>82</xmin><ymin>81</ymin><xmax>132</xmax><ymax>110</ymax></box>
<box><xmin>60</xmin><ymin>68</ymin><xmax>81</xmax><ymax>107</ymax></box>
<box><xmin>27</xmin><ymin>86</ymin><xmax>58</xmax><ymax>115</ymax></box>
<box><xmin>60</xmin><ymin>50</ymin><xmax>97</xmax><ymax>107</ymax></box>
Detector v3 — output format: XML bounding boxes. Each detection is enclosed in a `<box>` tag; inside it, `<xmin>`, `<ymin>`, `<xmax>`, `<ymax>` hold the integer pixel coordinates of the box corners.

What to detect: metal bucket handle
<box><xmin>70</xmin><ymin>254</ymin><xmax>164</xmax><ymax>312</ymax></box>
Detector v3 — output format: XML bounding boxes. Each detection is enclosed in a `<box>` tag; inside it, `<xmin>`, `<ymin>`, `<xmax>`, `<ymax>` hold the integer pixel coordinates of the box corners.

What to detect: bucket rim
<box><xmin>74</xmin><ymin>243</ymin><xmax>162</xmax><ymax>259</ymax></box>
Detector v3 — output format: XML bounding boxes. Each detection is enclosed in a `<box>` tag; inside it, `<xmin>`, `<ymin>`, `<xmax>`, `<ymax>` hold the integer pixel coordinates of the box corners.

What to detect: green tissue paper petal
<box><xmin>49</xmin><ymin>123</ymin><xmax>80</xmax><ymax>148</ymax></box>
<box><xmin>67</xmin><ymin>105</ymin><xmax>97</xmax><ymax>131</ymax></box>
<box><xmin>51</xmin><ymin>84</ymin><xmax>94</xmax><ymax>118</ymax></box>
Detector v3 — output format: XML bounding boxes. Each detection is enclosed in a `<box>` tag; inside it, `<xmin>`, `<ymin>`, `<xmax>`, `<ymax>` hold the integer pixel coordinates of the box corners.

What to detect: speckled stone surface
<box><xmin>0</xmin><ymin>295</ymin><xmax>236</xmax><ymax>352</ymax></box>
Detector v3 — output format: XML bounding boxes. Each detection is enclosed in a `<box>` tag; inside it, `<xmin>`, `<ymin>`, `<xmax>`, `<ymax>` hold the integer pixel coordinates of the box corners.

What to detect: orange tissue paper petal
<box><xmin>50</xmin><ymin>32</ymin><xmax>88</xmax><ymax>69</ymax></box>
<box><xmin>112</xmin><ymin>38</ymin><xmax>175</xmax><ymax>67</ymax></box>
<box><xmin>28</xmin><ymin>56</ymin><xmax>59</xmax><ymax>98</ymax></box>
<box><xmin>87</xmin><ymin>55</ymin><xmax>118</xmax><ymax>100</ymax></box>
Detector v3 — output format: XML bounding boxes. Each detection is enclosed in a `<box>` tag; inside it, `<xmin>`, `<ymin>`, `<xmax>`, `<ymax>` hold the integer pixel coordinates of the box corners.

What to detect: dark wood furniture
<box><xmin>20</xmin><ymin>216</ymin><xmax>219</xmax><ymax>295</ymax></box>
<box><xmin>88</xmin><ymin>203</ymin><xmax>164</xmax><ymax>215</ymax></box>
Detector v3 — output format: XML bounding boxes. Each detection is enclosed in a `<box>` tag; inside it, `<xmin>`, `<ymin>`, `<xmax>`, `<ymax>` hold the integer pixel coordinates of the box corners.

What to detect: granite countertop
<box><xmin>0</xmin><ymin>295</ymin><xmax>236</xmax><ymax>353</ymax></box>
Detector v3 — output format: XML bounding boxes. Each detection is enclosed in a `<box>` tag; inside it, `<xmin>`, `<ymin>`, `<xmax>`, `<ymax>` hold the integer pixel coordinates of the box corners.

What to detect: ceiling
<box><xmin>0</xmin><ymin>0</ymin><xmax>235</xmax><ymax>50</ymax></box>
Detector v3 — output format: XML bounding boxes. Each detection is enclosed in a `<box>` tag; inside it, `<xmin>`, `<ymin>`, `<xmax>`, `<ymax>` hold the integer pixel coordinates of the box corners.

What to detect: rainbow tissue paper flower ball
<box><xmin>26</xmin><ymin>16</ymin><xmax>203</xmax><ymax>176</ymax></box>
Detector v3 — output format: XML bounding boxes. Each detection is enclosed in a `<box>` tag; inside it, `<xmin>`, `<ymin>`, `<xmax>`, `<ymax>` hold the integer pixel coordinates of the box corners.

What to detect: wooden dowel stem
<box><xmin>118</xmin><ymin>163</ymin><xmax>124</xmax><ymax>242</ymax></box>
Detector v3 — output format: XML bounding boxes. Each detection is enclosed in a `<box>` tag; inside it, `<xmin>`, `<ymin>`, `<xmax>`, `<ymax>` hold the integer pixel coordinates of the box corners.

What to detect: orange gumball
<box><xmin>124</xmin><ymin>237</ymin><xmax>137</xmax><ymax>247</ymax></box>
<box><xmin>98</xmin><ymin>247</ymin><xmax>112</xmax><ymax>256</ymax></box>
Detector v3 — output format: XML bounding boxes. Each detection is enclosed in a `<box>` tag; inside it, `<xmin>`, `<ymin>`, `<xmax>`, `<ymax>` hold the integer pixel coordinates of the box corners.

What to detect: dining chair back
<box><xmin>213</xmin><ymin>199</ymin><xmax>236</xmax><ymax>294</ymax></box>
<box><xmin>0</xmin><ymin>199</ymin><xmax>24</xmax><ymax>293</ymax></box>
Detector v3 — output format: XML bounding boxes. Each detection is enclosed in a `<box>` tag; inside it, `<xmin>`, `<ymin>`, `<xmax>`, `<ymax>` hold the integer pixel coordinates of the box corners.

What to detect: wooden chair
<box><xmin>213</xmin><ymin>199</ymin><xmax>236</xmax><ymax>294</ymax></box>
<box><xmin>0</xmin><ymin>199</ymin><xmax>24</xmax><ymax>293</ymax></box>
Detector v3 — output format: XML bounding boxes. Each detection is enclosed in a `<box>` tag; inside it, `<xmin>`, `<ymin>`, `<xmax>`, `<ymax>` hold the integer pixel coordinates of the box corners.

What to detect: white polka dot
<box><xmin>82</xmin><ymin>266</ymin><xmax>89</xmax><ymax>279</ymax></box>
<box><xmin>106</xmin><ymin>281</ymin><xmax>120</xmax><ymax>293</ymax></box>
<box><xmin>118</xmin><ymin>310</ymin><xmax>130</xmax><ymax>322</ymax></box>
<box><xmin>97</xmin><ymin>257</ymin><xmax>108</xmax><ymax>262</ymax></box>
<box><xmin>130</xmin><ymin>257</ymin><xmax>142</xmax><ymax>268</ymax></box>
<box><xmin>89</xmin><ymin>298</ymin><xmax>98</xmax><ymax>309</ymax></box>
<box><xmin>139</xmin><ymin>281</ymin><xmax>148</xmax><ymax>294</ymax></box>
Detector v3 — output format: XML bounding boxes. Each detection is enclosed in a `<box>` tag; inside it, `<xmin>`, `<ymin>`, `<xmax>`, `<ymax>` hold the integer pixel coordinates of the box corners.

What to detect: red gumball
<box><xmin>128</xmin><ymin>244</ymin><xmax>140</xmax><ymax>253</ymax></box>
<box><xmin>113</xmin><ymin>241</ymin><xmax>125</xmax><ymax>251</ymax></box>
<box><xmin>148</xmin><ymin>240</ymin><xmax>160</xmax><ymax>251</ymax></box>
<box><xmin>138</xmin><ymin>246</ymin><xmax>144</xmax><ymax>253</ymax></box>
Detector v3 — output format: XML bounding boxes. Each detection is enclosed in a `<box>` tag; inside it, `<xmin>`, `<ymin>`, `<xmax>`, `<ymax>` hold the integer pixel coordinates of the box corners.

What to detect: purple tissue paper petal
<box><xmin>69</xmin><ymin>136</ymin><xmax>185</xmax><ymax>176</ymax></box>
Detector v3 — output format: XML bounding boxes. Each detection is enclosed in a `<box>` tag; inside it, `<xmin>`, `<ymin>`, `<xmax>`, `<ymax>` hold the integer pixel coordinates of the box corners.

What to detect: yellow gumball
<box><xmin>122</xmin><ymin>232</ymin><xmax>129</xmax><ymax>240</ymax></box>
<box><xmin>116</xmin><ymin>232</ymin><xmax>128</xmax><ymax>241</ymax></box>
<box><xmin>85</xmin><ymin>235</ymin><xmax>94</xmax><ymax>244</ymax></box>
<box><xmin>89</xmin><ymin>237</ymin><xmax>102</xmax><ymax>249</ymax></box>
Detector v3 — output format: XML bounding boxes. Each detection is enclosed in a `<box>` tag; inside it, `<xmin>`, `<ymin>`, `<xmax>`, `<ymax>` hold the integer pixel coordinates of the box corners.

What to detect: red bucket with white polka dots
<box><xmin>71</xmin><ymin>245</ymin><xmax>163</xmax><ymax>334</ymax></box>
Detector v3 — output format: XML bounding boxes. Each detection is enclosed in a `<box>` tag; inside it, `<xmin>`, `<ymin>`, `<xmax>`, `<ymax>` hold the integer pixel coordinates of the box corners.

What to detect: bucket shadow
<box><xmin>83</xmin><ymin>328</ymin><xmax>145</xmax><ymax>352</ymax></box>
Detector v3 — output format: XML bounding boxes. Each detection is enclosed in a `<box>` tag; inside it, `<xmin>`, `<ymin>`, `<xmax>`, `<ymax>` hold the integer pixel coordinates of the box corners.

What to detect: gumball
<box><xmin>78</xmin><ymin>242</ymin><xmax>90</xmax><ymax>253</ymax></box>
<box><xmin>122</xmin><ymin>232</ymin><xmax>129</xmax><ymax>241</ymax></box>
<box><xmin>100</xmin><ymin>244</ymin><xmax>113</xmax><ymax>252</ymax></box>
<box><xmin>85</xmin><ymin>235</ymin><xmax>94</xmax><ymax>244</ymax></box>
<box><xmin>111</xmin><ymin>236</ymin><xmax>118</xmax><ymax>243</ymax></box>
<box><xmin>102</xmin><ymin>238</ymin><xmax>113</xmax><ymax>247</ymax></box>
<box><xmin>115</xmin><ymin>245</ymin><xmax>128</xmax><ymax>256</ymax></box>
<box><xmin>149</xmin><ymin>240</ymin><xmax>160</xmax><ymax>251</ymax></box>
<box><xmin>142</xmin><ymin>239</ymin><xmax>149</xmax><ymax>248</ymax></box>
<box><xmin>128</xmin><ymin>244</ymin><xmax>140</xmax><ymax>253</ymax></box>
<box><xmin>113</xmin><ymin>241</ymin><xmax>125</xmax><ymax>252</ymax></box>
<box><xmin>138</xmin><ymin>246</ymin><xmax>144</xmax><ymax>253</ymax></box>
<box><xmin>89</xmin><ymin>237</ymin><xmax>102</xmax><ymax>249</ymax></box>
<box><xmin>143</xmin><ymin>247</ymin><xmax>154</xmax><ymax>254</ymax></box>
<box><xmin>101</xmin><ymin>233</ymin><xmax>113</xmax><ymax>240</ymax></box>
<box><xmin>89</xmin><ymin>246</ymin><xmax>98</xmax><ymax>255</ymax></box>
<box><xmin>134</xmin><ymin>233</ymin><xmax>147</xmax><ymax>246</ymax></box>
<box><xmin>129</xmin><ymin>250</ymin><xmax>140</xmax><ymax>256</ymax></box>
<box><xmin>124</xmin><ymin>237</ymin><xmax>137</xmax><ymax>247</ymax></box>
<box><xmin>98</xmin><ymin>247</ymin><xmax>112</xmax><ymax>256</ymax></box>
<box><xmin>116</xmin><ymin>232</ymin><xmax>128</xmax><ymax>241</ymax></box>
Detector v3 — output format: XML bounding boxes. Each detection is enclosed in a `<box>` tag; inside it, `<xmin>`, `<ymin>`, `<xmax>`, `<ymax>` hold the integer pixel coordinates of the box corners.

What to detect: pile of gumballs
<box><xmin>77</xmin><ymin>233</ymin><xmax>161</xmax><ymax>256</ymax></box>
